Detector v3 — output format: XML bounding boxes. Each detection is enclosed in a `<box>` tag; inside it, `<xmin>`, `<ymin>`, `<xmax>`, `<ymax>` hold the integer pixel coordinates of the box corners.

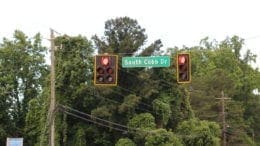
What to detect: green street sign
<box><xmin>122</xmin><ymin>56</ymin><xmax>170</xmax><ymax>68</ymax></box>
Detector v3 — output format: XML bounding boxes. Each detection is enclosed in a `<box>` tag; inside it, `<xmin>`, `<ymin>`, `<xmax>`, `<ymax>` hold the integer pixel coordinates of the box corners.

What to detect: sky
<box><xmin>0</xmin><ymin>0</ymin><xmax>259</xmax><ymax>68</ymax></box>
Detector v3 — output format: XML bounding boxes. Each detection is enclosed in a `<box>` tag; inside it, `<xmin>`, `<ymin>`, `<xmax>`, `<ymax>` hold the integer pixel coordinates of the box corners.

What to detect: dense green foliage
<box><xmin>189</xmin><ymin>36</ymin><xmax>260</xmax><ymax>145</ymax></box>
<box><xmin>0</xmin><ymin>31</ymin><xmax>48</xmax><ymax>145</ymax></box>
<box><xmin>0</xmin><ymin>17</ymin><xmax>259</xmax><ymax>145</ymax></box>
<box><xmin>176</xmin><ymin>118</ymin><xmax>220</xmax><ymax>146</ymax></box>
<box><xmin>145</xmin><ymin>129</ymin><xmax>182</xmax><ymax>146</ymax></box>
<box><xmin>116</xmin><ymin>138</ymin><xmax>136</xmax><ymax>146</ymax></box>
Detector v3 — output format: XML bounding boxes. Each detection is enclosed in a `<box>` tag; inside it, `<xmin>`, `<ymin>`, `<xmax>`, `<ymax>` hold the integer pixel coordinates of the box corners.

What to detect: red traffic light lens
<box><xmin>101</xmin><ymin>57</ymin><xmax>109</xmax><ymax>66</ymax></box>
<box><xmin>178</xmin><ymin>55</ymin><xmax>186</xmax><ymax>64</ymax></box>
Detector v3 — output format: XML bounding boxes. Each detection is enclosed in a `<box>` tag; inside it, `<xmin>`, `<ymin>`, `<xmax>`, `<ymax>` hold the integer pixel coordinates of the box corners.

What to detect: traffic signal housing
<box><xmin>94</xmin><ymin>55</ymin><xmax>118</xmax><ymax>86</ymax></box>
<box><xmin>177</xmin><ymin>53</ymin><xmax>191</xmax><ymax>83</ymax></box>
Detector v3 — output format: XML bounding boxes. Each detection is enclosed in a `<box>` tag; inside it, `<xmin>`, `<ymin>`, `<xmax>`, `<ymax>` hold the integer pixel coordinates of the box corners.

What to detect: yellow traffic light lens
<box><xmin>107</xmin><ymin>68</ymin><xmax>113</xmax><ymax>74</ymax></box>
<box><xmin>179</xmin><ymin>64</ymin><xmax>188</xmax><ymax>70</ymax></box>
<box><xmin>97</xmin><ymin>67</ymin><xmax>105</xmax><ymax>74</ymax></box>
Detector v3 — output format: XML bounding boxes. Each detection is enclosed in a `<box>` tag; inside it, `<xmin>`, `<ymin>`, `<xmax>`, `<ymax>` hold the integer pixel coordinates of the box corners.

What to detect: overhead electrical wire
<box><xmin>85</xmin><ymin>91</ymin><xmax>157</xmax><ymax>115</ymax></box>
<box><xmin>58</xmin><ymin>104</ymin><xmax>220</xmax><ymax>139</ymax></box>
<box><xmin>58</xmin><ymin>104</ymin><xmax>147</xmax><ymax>133</ymax></box>
<box><xmin>62</xmin><ymin>110</ymin><xmax>128</xmax><ymax>133</ymax></box>
<box><xmin>118</xmin><ymin>67</ymin><xmax>175</xmax><ymax>87</ymax></box>
<box><xmin>59</xmin><ymin>104</ymin><xmax>130</xmax><ymax>130</ymax></box>
<box><xmin>108</xmin><ymin>87</ymin><xmax>154</xmax><ymax>108</ymax></box>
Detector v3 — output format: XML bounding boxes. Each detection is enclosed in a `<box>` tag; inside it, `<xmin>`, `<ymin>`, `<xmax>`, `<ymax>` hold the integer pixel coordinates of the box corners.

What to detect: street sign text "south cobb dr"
<box><xmin>122</xmin><ymin>56</ymin><xmax>170</xmax><ymax>68</ymax></box>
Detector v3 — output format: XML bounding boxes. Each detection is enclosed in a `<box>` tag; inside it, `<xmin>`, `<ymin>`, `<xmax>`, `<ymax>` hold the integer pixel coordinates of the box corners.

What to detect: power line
<box><xmin>59</xmin><ymin>104</ymin><xmax>130</xmax><ymax>130</ymax></box>
<box><xmin>58</xmin><ymin>104</ymin><xmax>147</xmax><ymax>133</ymax></box>
<box><xmin>91</xmin><ymin>84</ymin><xmax>176</xmax><ymax>116</ymax></box>
<box><xmin>62</xmin><ymin>110</ymin><xmax>128</xmax><ymax>133</ymax></box>
<box><xmin>109</xmin><ymin>87</ymin><xmax>153</xmax><ymax>109</ymax></box>
<box><xmin>85</xmin><ymin>91</ymin><xmax>157</xmax><ymax>115</ymax></box>
<box><xmin>55</xmin><ymin>104</ymin><xmax>220</xmax><ymax>140</ymax></box>
<box><xmin>90</xmin><ymin>86</ymin><xmax>174</xmax><ymax>116</ymax></box>
<box><xmin>244</xmin><ymin>35</ymin><xmax>260</xmax><ymax>41</ymax></box>
<box><xmin>118</xmin><ymin>67</ymin><xmax>175</xmax><ymax>88</ymax></box>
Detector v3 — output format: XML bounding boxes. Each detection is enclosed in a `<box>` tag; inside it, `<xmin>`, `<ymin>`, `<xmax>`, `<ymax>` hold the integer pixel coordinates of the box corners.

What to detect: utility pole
<box><xmin>49</xmin><ymin>28</ymin><xmax>56</xmax><ymax>146</ymax></box>
<box><xmin>216</xmin><ymin>91</ymin><xmax>230</xmax><ymax>146</ymax></box>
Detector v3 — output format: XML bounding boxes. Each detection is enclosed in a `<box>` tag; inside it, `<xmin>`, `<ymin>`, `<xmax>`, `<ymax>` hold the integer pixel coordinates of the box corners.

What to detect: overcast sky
<box><xmin>0</xmin><ymin>0</ymin><xmax>259</xmax><ymax>68</ymax></box>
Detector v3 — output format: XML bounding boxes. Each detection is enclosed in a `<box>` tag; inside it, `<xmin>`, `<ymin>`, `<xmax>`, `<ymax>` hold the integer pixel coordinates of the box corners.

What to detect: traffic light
<box><xmin>177</xmin><ymin>53</ymin><xmax>191</xmax><ymax>83</ymax></box>
<box><xmin>94</xmin><ymin>55</ymin><xmax>118</xmax><ymax>86</ymax></box>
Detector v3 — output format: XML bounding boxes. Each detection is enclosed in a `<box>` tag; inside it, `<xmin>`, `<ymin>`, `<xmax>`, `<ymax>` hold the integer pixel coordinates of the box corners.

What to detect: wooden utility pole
<box><xmin>216</xmin><ymin>91</ymin><xmax>230</xmax><ymax>146</ymax></box>
<box><xmin>49</xmin><ymin>28</ymin><xmax>56</xmax><ymax>146</ymax></box>
<box><xmin>221</xmin><ymin>91</ymin><xmax>227</xmax><ymax>146</ymax></box>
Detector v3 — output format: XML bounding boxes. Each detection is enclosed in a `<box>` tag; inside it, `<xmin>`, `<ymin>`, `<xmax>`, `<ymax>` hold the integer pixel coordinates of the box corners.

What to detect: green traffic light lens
<box><xmin>107</xmin><ymin>76</ymin><xmax>113</xmax><ymax>82</ymax></box>
<box><xmin>97</xmin><ymin>75</ymin><xmax>104</xmax><ymax>82</ymax></box>
<box><xmin>180</xmin><ymin>73</ymin><xmax>188</xmax><ymax>81</ymax></box>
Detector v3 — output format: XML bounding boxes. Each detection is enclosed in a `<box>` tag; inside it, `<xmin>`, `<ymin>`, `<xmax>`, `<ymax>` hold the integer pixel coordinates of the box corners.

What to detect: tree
<box><xmin>91</xmin><ymin>17</ymin><xmax>195</xmax><ymax>145</ymax></box>
<box><xmin>53</xmin><ymin>35</ymin><xmax>94</xmax><ymax>145</ymax></box>
<box><xmin>176</xmin><ymin>118</ymin><xmax>221</xmax><ymax>146</ymax></box>
<box><xmin>128</xmin><ymin>113</ymin><xmax>156</xmax><ymax>145</ymax></box>
<box><xmin>188</xmin><ymin>36</ymin><xmax>260</xmax><ymax>145</ymax></box>
<box><xmin>0</xmin><ymin>30</ymin><xmax>47</xmax><ymax>145</ymax></box>
<box><xmin>92</xmin><ymin>16</ymin><xmax>147</xmax><ymax>55</ymax></box>
<box><xmin>25</xmin><ymin>94</ymin><xmax>48</xmax><ymax>145</ymax></box>
<box><xmin>145</xmin><ymin>129</ymin><xmax>183</xmax><ymax>146</ymax></box>
<box><xmin>116</xmin><ymin>138</ymin><xmax>136</xmax><ymax>146</ymax></box>
<box><xmin>1</xmin><ymin>18</ymin><xmax>259</xmax><ymax>146</ymax></box>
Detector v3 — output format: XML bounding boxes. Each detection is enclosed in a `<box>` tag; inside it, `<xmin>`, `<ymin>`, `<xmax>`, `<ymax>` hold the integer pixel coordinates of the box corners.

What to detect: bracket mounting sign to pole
<box><xmin>122</xmin><ymin>56</ymin><xmax>170</xmax><ymax>68</ymax></box>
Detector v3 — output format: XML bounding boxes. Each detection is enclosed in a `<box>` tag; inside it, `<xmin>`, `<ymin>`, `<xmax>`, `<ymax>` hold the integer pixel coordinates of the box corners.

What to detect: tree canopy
<box><xmin>0</xmin><ymin>17</ymin><xmax>259</xmax><ymax>146</ymax></box>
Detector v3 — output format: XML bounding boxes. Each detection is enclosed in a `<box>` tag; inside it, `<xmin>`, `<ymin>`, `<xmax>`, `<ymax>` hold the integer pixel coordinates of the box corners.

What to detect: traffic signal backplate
<box><xmin>94</xmin><ymin>55</ymin><xmax>118</xmax><ymax>86</ymax></box>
